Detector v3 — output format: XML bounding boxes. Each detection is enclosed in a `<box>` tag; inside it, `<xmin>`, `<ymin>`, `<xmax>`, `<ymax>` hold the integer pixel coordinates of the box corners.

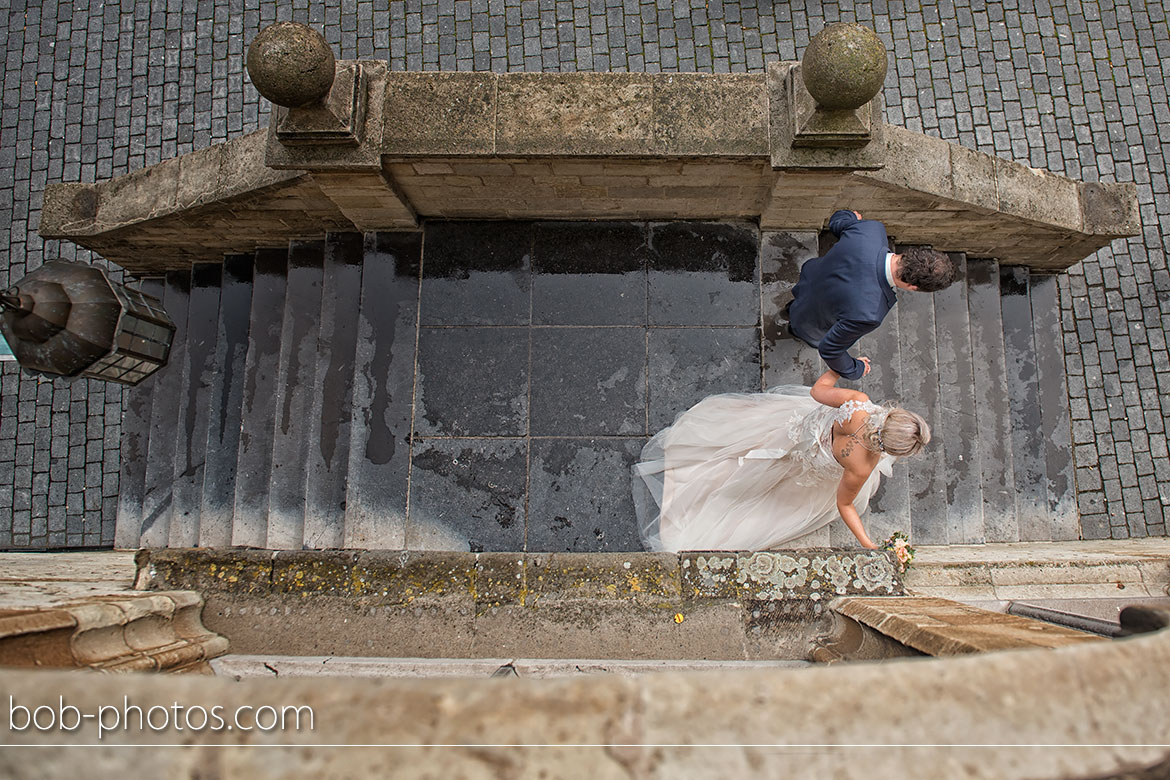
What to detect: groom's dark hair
<box><xmin>898</xmin><ymin>246</ymin><xmax>956</xmax><ymax>292</ymax></box>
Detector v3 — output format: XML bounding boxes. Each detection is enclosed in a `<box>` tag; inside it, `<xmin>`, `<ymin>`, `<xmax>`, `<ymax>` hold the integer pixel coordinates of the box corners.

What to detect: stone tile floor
<box><xmin>409</xmin><ymin>221</ymin><xmax>760</xmax><ymax>552</ymax></box>
<box><xmin>1</xmin><ymin>1</ymin><xmax>1168</xmax><ymax>548</ymax></box>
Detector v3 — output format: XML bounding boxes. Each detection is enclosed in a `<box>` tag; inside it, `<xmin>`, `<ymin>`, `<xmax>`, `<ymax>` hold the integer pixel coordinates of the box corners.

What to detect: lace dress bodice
<box><xmin>743</xmin><ymin>391</ymin><xmax>884</xmax><ymax>486</ymax></box>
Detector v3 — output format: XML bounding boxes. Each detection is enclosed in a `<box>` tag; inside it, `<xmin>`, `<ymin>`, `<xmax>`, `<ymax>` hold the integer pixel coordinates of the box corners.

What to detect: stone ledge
<box><xmin>138</xmin><ymin>548</ymin><xmax>901</xmax><ymax>661</ymax></box>
<box><xmin>833</xmin><ymin>596</ymin><xmax>1105</xmax><ymax>656</ymax></box>
<box><xmin>37</xmin><ymin>68</ymin><xmax>1138</xmax><ymax>272</ymax></box>
<box><xmin>211</xmin><ymin>654</ymin><xmax>811</xmax><ymax>678</ymax></box>
<box><xmin>39</xmin><ymin>130</ymin><xmax>300</xmax><ymax>241</ymax></box>
<box><xmin>380</xmin><ymin>71</ymin><xmax>769</xmax><ymax>158</ymax></box>
<box><xmin>2</xmin><ymin>623</ymin><xmax>1169</xmax><ymax>780</ymax></box>
<box><xmin>0</xmin><ymin>552</ymin><xmax>228</xmax><ymax>673</ymax></box>
<box><xmin>138</xmin><ymin>548</ymin><xmax>904</xmax><ymax>604</ymax></box>
<box><xmin>904</xmin><ymin>539</ymin><xmax>1170</xmax><ymax>601</ymax></box>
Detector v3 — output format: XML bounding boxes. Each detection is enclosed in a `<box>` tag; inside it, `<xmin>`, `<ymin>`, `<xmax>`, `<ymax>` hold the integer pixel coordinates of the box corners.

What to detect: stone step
<box><xmin>967</xmin><ymin>258</ymin><xmax>1017</xmax><ymax>541</ymax></box>
<box><xmin>114</xmin><ymin>224</ymin><xmax>1079</xmax><ymax>552</ymax></box>
<box><xmin>138</xmin><ymin>270</ymin><xmax>192</xmax><ymax>548</ymax></box>
<box><xmin>341</xmin><ymin>232</ymin><xmax>421</xmax><ymax>549</ymax></box>
<box><xmin>114</xmin><ymin>277</ymin><xmax>165</xmax><ymax>549</ymax></box>
<box><xmin>303</xmin><ymin>233</ymin><xmax>364</xmax><ymax>550</ymax></box>
<box><xmin>820</xmin><ymin>596</ymin><xmax>1106</xmax><ymax>661</ymax></box>
<box><xmin>198</xmin><ymin>254</ymin><xmax>255</xmax><ymax>547</ymax></box>
<box><xmin>231</xmin><ymin>247</ymin><xmax>289</xmax><ymax>548</ymax></box>
<box><xmin>1030</xmin><ymin>272</ymin><xmax>1079</xmax><ymax>540</ymax></box>
<box><xmin>169</xmin><ymin>262</ymin><xmax>223</xmax><ymax>548</ymax></box>
<box><xmin>892</xmin><ymin>243</ymin><xmax>948</xmax><ymax>546</ymax></box>
<box><xmin>1001</xmin><ymin>264</ymin><xmax>1052</xmax><ymax>541</ymax></box>
<box><xmin>934</xmin><ymin>253</ymin><xmax>983</xmax><ymax>544</ymax></box>
<box><xmin>211</xmin><ymin>654</ymin><xmax>810</xmax><ymax>679</ymax></box>
<box><xmin>265</xmin><ymin>239</ymin><xmax>326</xmax><ymax>549</ymax></box>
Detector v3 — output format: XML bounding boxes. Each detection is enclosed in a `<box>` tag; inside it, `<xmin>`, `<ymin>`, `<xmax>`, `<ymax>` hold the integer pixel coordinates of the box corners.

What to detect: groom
<box><xmin>787</xmin><ymin>209</ymin><xmax>956</xmax><ymax>381</ymax></box>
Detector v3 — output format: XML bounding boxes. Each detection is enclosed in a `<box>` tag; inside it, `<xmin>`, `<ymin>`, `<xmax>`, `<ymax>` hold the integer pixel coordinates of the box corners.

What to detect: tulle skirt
<box><xmin>632</xmin><ymin>386</ymin><xmax>890</xmax><ymax>552</ymax></box>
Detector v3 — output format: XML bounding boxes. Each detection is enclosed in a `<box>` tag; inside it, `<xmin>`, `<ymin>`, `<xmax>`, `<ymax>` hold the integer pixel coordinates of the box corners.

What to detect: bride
<box><xmin>632</xmin><ymin>366</ymin><xmax>930</xmax><ymax>552</ymax></box>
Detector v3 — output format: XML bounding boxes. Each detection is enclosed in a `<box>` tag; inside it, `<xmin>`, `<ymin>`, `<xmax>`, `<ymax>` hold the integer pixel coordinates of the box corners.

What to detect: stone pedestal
<box><xmin>790</xmin><ymin>63</ymin><xmax>880</xmax><ymax>149</ymax></box>
<box><xmin>769</xmin><ymin>62</ymin><xmax>885</xmax><ymax>170</ymax></box>
<box><xmin>273</xmin><ymin>62</ymin><xmax>367</xmax><ymax>147</ymax></box>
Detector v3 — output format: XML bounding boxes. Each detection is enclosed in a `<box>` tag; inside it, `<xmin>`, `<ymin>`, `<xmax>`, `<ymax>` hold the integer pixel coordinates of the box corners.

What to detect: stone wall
<box><xmin>382</xmin><ymin>157</ymin><xmax>775</xmax><ymax>221</ymax></box>
<box><xmin>138</xmin><ymin>548</ymin><xmax>904</xmax><ymax>660</ymax></box>
<box><xmin>2</xmin><ymin>621</ymin><xmax>1168</xmax><ymax>777</ymax></box>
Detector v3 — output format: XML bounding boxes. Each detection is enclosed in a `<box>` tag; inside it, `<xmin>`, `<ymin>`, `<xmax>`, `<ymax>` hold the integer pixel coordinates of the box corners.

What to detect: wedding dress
<box><xmin>632</xmin><ymin>386</ymin><xmax>894</xmax><ymax>552</ymax></box>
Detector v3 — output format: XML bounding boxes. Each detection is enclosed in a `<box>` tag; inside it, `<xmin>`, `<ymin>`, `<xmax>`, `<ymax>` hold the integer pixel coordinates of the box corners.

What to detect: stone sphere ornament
<box><xmin>246</xmin><ymin>22</ymin><xmax>336</xmax><ymax>108</ymax></box>
<box><xmin>801</xmin><ymin>23</ymin><xmax>889</xmax><ymax>111</ymax></box>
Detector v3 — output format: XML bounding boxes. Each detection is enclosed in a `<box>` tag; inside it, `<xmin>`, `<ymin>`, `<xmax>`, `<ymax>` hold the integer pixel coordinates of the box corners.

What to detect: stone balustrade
<box><xmin>40</xmin><ymin>66</ymin><xmax>1138</xmax><ymax>273</ymax></box>
<box><xmin>2</xmin><ymin>610</ymin><xmax>1168</xmax><ymax>778</ymax></box>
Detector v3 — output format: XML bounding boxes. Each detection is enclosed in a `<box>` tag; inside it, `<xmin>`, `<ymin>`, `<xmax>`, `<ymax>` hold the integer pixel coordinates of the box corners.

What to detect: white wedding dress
<box><xmin>632</xmin><ymin>386</ymin><xmax>894</xmax><ymax>552</ymax></box>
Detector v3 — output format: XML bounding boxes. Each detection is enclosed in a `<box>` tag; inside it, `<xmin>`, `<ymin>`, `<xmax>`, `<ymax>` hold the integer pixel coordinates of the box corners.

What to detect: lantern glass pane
<box><xmin>74</xmin><ymin>278</ymin><xmax>175</xmax><ymax>385</ymax></box>
<box><xmin>114</xmin><ymin>284</ymin><xmax>171</xmax><ymax>325</ymax></box>
<box><xmin>112</xmin><ymin>317</ymin><xmax>171</xmax><ymax>361</ymax></box>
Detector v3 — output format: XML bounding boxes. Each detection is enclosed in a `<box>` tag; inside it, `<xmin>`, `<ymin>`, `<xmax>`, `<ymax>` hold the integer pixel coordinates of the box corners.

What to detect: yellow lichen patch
<box><xmin>627</xmin><ymin>574</ymin><xmax>642</xmax><ymax>592</ymax></box>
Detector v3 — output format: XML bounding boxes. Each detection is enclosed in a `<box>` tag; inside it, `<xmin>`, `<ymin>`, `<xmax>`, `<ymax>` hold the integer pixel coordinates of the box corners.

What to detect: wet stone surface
<box><xmin>407</xmin><ymin>438</ymin><xmax>528</xmax><ymax>552</ymax></box>
<box><xmin>410</xmin><ymin>220</ymin><xmax>766</xmax><ymax>552</ymax></box>
<box><xmin>527</xmin><ymin>438</ymin><xmax>645</xmax><ymax>552</ymax></box>
<box><xmin>648</xmin><ymin>222</ymin><xmax>759</xmax><ymax>326</ymax></box>
<box><xmin>648</xmin><ymin>327</ymin><xmax>761</xmax><ymax>430</ymax></box>
<box><xmin>530</xmin><ymin>327</ymin><xmax>646</xmax><ymax>437</ymax></box>
<box><xmin>532</xmin><ymin>221</ymin><xmax>648</xmax><ymax>326</ymax></box>
<box><xmin>414</xmin><ymin>327</ymin><xmax>530</xmax><ymax>437</ymax></box>
<box><xmin>420</xmin><ymin>221</ymin><xmax>532</xmax><ymax>327</ymax></box>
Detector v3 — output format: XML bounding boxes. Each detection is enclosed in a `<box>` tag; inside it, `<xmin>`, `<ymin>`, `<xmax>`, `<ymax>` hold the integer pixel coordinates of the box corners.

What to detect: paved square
<box><xmin>1</xmin><ymin>1</ymin><xmax>1167</xmax><ymax>548</ymax></box>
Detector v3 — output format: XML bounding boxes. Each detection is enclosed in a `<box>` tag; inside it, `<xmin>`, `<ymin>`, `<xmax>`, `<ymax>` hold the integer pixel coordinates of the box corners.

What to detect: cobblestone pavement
<box><xmin>1</xmin><ymin>1</ymin><xmax>1167</xmax><ymax>548</ymax></box>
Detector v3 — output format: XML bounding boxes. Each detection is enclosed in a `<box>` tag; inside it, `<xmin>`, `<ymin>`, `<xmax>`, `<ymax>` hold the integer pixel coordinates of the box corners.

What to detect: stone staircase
<box><xmin>763</xmin><ymin>232</ymin><xmax>1078</xmax><ymax>549</ymax></box>
<box><xmin>115</xmin><ymin>221</ymin><xmax>1078</xmax><ymax>551</ymax></box>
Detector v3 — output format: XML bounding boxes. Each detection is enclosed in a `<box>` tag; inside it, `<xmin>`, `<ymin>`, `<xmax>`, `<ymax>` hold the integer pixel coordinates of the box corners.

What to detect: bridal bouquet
<box><xmin>880</xmin><ymin>531</ymin><xmax>915</xmax><ymax>572</ymax></box>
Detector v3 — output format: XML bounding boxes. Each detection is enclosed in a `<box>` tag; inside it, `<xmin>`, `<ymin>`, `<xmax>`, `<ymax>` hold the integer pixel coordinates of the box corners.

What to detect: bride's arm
<box><xmin>836</xmin><ymin>467</ymin><xmax>878</xmax><ymax>548</ymax></box>
<box><xmin>810</xmin><ymin>368</ymin><xmax>870</xmax><ymax>409</ymax></box>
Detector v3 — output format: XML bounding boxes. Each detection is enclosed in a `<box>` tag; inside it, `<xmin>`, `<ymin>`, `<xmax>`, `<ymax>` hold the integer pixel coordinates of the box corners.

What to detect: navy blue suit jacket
<box><xmin>788</xmin><ymin>210</ymin><xmax>896</xmax><ymax>381</ymax></box>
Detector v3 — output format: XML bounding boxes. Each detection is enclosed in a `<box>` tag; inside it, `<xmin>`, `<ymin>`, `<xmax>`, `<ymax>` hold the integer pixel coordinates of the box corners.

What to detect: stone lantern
<box><xmin>0</xmin><ymin>261</ymin><xmax>175</xmax><ymax>386</ymax></box>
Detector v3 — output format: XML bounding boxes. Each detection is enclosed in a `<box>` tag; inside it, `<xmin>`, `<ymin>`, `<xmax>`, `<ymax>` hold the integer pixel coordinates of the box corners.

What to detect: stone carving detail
<box><xmin>246</xmin><ymin>22</ymin><xmax>368</xmax><ymax>149</ymax></box>
<box><xmin>246</xmin><ymin>22</ymin><xmax>337</xmax><ymax>108</ymax></box>
<box><xmin>800</xmin><ymin>23</ymin><xmax>888</xmax><ymax>111</ymax></box>
<box><xmin>0</xmin><ymin>591</ymin><xmax>229</xmax><ymax>673</ymax></box>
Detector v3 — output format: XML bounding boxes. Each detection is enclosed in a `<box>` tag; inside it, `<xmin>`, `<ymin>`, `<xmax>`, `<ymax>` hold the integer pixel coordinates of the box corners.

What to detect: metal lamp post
<box><xmin>0</xmin><ymin>261</ymin><xmax>175</xmax><ymax>386</ymax></box>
